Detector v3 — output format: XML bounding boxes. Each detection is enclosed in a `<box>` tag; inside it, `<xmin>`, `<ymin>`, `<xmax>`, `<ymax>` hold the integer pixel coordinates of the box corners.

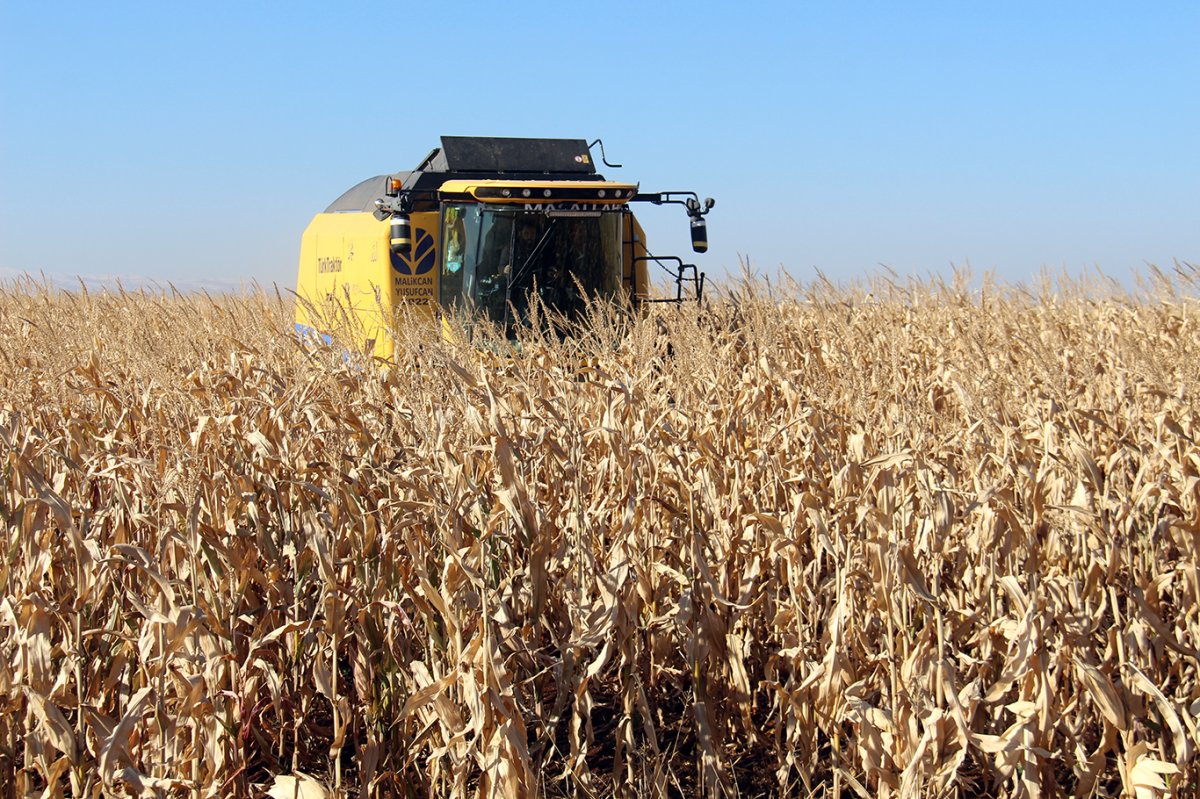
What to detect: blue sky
<box><xmin>1</xmin><ymin>2</ymin><xmax>1196</xmax><ymax>291</ymax></box>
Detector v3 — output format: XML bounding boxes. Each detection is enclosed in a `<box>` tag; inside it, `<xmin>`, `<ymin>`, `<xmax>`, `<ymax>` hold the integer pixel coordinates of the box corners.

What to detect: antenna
<box><xmin>587</xmin><ymin>139</ymin><xmax>622</xmax><ymax>169</ymax></box>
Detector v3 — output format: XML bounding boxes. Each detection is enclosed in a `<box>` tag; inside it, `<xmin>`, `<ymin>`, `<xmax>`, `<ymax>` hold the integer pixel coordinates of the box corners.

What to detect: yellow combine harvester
<box><xmin>295</xmin><ymin>136</ymin><xmax>713</xmax><ymax>356</ymax></box>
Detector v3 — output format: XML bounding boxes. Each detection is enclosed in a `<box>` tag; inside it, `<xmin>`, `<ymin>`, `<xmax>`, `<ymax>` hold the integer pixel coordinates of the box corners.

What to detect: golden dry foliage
<box><xmin>2</xmin><ymin>270</ymin><xmax>1200</xmax><ymax>798</ymax></box>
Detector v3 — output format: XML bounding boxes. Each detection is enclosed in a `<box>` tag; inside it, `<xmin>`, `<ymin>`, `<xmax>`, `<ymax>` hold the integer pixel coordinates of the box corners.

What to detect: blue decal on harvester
<box><xmin>390</xmin><ymin>228</ymin><xmax>436</xmax><ymax>275</ymax></box>
<box><xmin>295</xmin><ymin>322</ymin><xmax>333</xmax><ymax>345</ymax></box>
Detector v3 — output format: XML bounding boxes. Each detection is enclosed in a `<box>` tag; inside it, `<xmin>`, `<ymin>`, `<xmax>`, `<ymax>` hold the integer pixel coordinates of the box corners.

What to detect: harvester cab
<box><xmin>295</xmin><ymin>136</ymin><xmax>713</xmax><ymax>357</ymax></box>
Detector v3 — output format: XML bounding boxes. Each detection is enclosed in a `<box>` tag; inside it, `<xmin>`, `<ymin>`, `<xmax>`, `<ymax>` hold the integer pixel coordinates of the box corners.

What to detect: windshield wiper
<box><xmin>509</xmin><ymin>219</ymin><xmax>559</xmax><ymax>289</ymax></box>
<box><xmin>503</xmin><ymin>218</ymin><xmax>560</xmax><ymax>331</ymax></box>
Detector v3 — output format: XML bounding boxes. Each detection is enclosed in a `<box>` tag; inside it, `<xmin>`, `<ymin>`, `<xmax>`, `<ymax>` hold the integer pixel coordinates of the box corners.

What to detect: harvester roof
<box><xmin>324</xmin><ymin>137</ymin><xmax>609</xmax><ymax>214</ymax></box>
<box><xmin>420</xmin><ymin>137</ymin><xmax>597</xmax><ymax>175</ymax></box>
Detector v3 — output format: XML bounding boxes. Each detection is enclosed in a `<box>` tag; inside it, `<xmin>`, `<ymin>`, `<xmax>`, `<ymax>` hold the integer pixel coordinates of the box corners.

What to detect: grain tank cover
<box><xmin>437</xmin><ymin>136</ymin><xmax>596</xmax><ymax>174</ymax></box>
<box><xmin>324</xmin><ymin>173</ymin><xmax>414</xmax><ymax>213</ymax></box>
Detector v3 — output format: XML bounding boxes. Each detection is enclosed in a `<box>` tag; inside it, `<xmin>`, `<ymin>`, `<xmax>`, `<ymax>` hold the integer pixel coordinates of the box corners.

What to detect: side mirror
<box><xmin>690</xmin><ymin>217</ymin><xmax>708</xmax><ymax>253</ymax></box>
<box><xmin>389</xmin><ymin>213</ymin><xmax>412</xmax><ymax>255</ymax></box>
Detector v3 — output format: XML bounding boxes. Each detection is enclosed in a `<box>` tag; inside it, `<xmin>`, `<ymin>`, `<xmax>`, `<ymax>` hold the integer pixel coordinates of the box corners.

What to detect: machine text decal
<box><xmin>524</xmin><ymin>202</ymin><xmax>629</xmax><ymax>214</ymax></box>
<box><xmin>393</xmin><ymin>277</ymin><xmax>435</xmax><ymax>302</ymax></box>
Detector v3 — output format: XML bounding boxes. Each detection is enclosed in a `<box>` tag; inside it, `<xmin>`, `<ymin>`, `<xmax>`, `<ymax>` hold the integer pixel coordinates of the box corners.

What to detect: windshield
<box><xmin>439</xmin><ymin>204</ymin><xmax>623</xmax><ymax>333</ymax></box>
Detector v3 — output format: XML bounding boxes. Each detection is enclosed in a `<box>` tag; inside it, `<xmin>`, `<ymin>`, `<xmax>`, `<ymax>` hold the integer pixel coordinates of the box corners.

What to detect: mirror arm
<box><xmin>631</xmin><ymin>191</ymin><xmax>715</xmax><ymax>218</ymax></box>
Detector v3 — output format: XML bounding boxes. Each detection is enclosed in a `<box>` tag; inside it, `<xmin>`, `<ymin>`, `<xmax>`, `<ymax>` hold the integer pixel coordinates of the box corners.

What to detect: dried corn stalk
<box><xmin>0</xmin><ymin>269</ymin><xmax>1198</xmax><ymax>798</ymax></box>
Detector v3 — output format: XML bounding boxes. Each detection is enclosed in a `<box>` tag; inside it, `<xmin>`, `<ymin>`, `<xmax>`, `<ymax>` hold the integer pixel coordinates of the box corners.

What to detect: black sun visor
<box><xmin>438</xmin><ymin>137</ymin><xmax>596</xmax><ymax>174</ymax></box>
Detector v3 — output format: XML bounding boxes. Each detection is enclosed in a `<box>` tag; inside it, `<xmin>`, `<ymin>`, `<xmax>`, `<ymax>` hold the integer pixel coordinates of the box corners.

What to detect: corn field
<box><xmin>2</xmin><ymin>269</ymin><xmax>1200</xmax><ymax>798</ymax></box>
